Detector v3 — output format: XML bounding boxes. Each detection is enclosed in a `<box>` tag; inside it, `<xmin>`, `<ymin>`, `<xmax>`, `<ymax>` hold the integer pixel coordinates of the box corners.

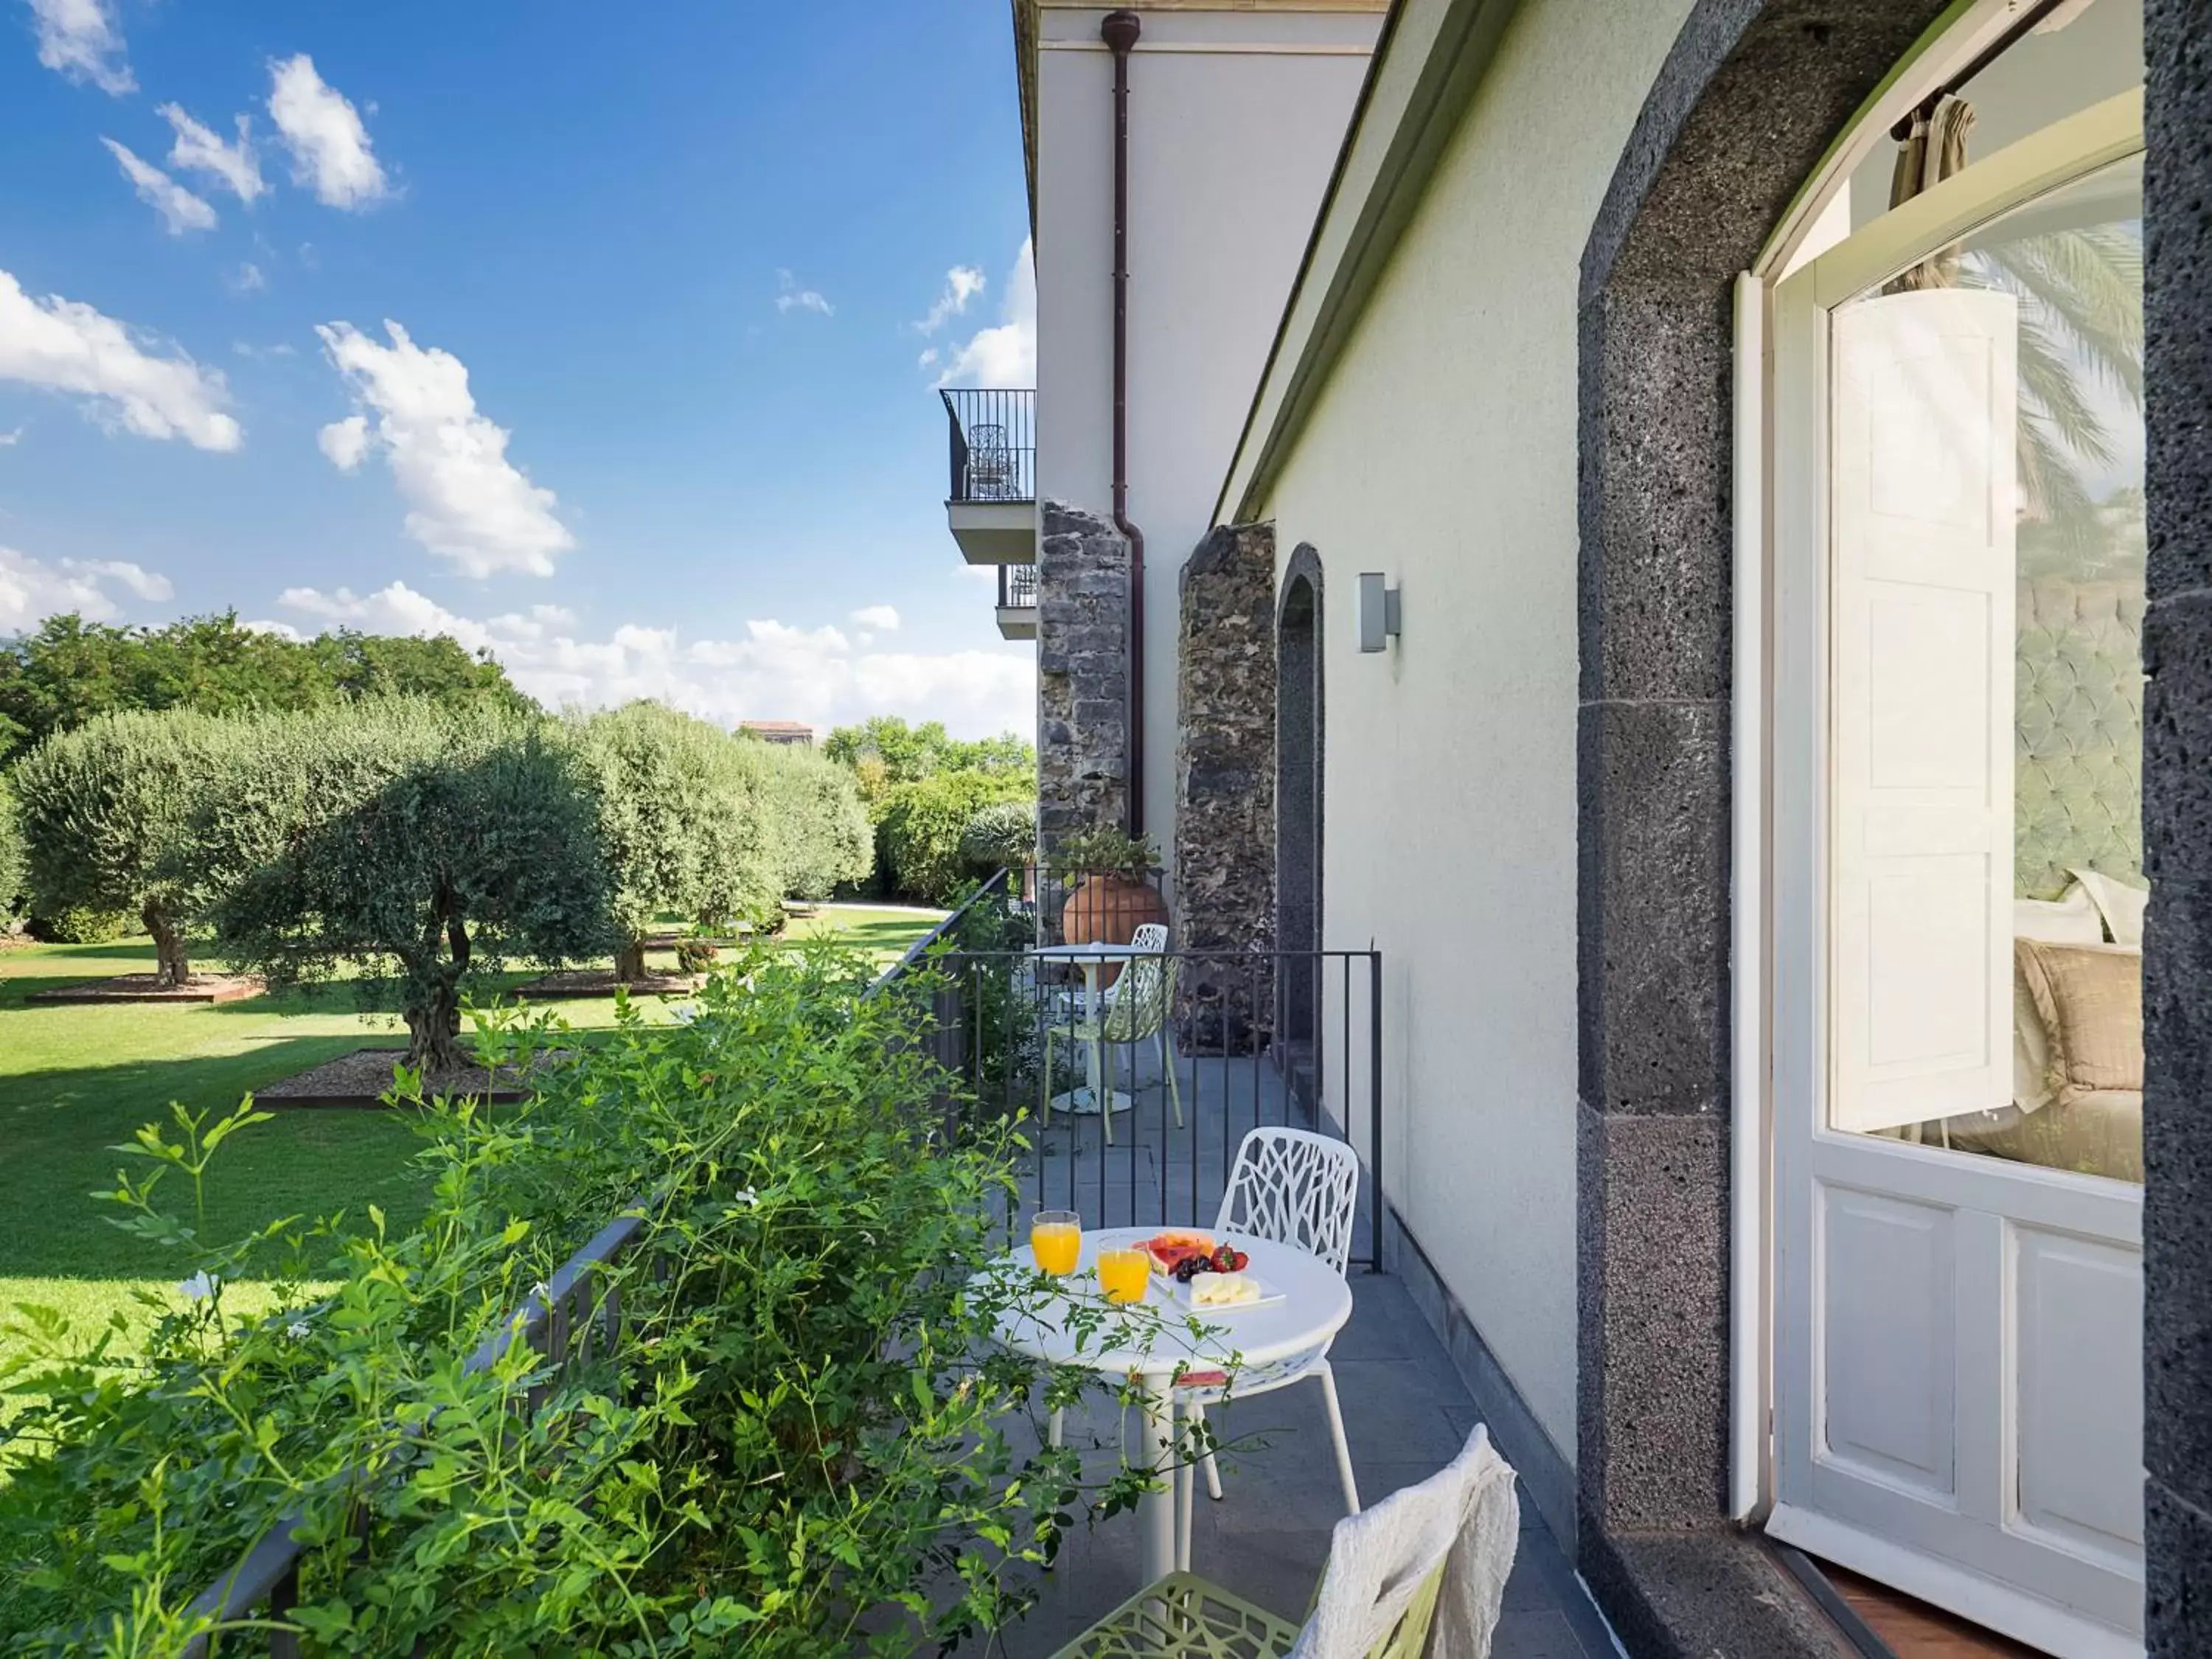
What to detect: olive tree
<box><xmin>11</xmin><ymin>709</ymin><xmax>233</xmax><ymax>983</ymax></box>
<box><xmin>203</xmin><ymin>701</ymin><xmax>613</xmax><ymax>1071</ymax></box>
<box><xmin>760</xmin><ymin>741</ymin><xmax>872</xmax><ymax>902</ymax></box>
<box><xmin>570</xmin><ymin>702</ymin><xmax>776</xmax><ymax>980</ymax></box>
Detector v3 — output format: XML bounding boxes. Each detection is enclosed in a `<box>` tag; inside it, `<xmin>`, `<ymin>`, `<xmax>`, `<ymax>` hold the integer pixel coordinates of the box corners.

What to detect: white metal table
<box><xmin>986</xmin><ymin>1225</ymin><xmax>1354</xmax><ymax>1588</ymax></box>
<box><xmin>1029</xmin><ymin>939</ymin><xmax>1143</xmax><ymax>1115</ymax></box>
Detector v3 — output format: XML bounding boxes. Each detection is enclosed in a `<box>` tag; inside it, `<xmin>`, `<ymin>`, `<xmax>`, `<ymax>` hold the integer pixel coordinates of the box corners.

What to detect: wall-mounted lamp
<box><xmin>1357</xmin><ymin>572</ymin><xmax>1402</xmax><ymax>653</ymax></box>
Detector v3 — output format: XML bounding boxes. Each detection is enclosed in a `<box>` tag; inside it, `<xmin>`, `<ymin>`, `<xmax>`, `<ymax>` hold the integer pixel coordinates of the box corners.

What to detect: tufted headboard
<box><xmin>2015</xmin><ymin>575</ymin><xmax>2145</xmax><ymax>900</ymax></box>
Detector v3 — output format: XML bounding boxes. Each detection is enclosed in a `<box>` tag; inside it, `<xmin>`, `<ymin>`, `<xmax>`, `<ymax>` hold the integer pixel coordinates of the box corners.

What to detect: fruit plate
<box><xmin>1171</xmin><ymin>1272</ymin><xmax>1286</xmax><ymax>1312</ymax></box>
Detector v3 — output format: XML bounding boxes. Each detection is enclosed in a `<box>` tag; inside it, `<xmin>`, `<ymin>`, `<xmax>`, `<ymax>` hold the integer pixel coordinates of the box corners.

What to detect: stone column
<box><xmin>1037</xmin><ymin>500</ymin><xmax>1132</xmax><ymax>867</ymax></box>
<box><xmin>1175</xmin><ymin>523</ymin><xmax>1277</xmax><ymax>1047</ymax></box>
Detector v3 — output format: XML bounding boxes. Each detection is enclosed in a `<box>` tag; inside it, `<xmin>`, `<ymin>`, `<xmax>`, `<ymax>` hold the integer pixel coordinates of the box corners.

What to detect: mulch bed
<box><xmin>29</xmin><ymin>972</ymin><xmax>265</xmax><ymax>1005</ymax></box>
<box><xmin>511</xmin><ymin>969</ymin><xmax>704</xmax><ymax>1000</ymax></box>
<box><xmin>257</xmin><ymin>1046</ymin><xmax>560</xmax><ymax>1109</ymax></box>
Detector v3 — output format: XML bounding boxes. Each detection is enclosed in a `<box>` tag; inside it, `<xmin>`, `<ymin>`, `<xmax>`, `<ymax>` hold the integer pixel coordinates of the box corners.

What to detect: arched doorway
<box><xmin>1276</xmin><ymin>549</ymin><xmax>1324</xmax><ymax>1088</ymax></box>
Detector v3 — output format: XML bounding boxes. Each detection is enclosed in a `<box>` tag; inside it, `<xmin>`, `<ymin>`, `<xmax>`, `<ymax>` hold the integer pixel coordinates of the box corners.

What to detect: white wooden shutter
<box><xmin>1829</xmin><ymin>288</ymin><xmax>2017</xmax><ymax>1135</ymax></box>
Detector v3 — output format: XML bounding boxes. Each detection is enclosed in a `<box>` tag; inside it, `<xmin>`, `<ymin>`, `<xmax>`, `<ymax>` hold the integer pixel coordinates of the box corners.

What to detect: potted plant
<box><xmin>1049</xmin><ymin>826</ymin><xmax>1168</xmax><ymax>975</ymax></box>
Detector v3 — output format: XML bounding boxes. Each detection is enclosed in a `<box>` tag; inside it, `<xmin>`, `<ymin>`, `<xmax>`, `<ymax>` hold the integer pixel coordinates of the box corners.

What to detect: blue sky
<box><xmin>0</xmin><ymin>0</ymin><xmax>1037</xmax><ymax>737</ymax></box>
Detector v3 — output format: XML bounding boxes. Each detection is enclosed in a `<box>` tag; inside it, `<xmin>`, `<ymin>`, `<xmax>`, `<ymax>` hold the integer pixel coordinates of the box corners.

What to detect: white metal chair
<box><xmin>1042</xmin><ymin>939</ymin><xmax>1183</xmax><ymax>1147</ymax></box>
<box><xmin>1048</xmin><ymin>1424</ymin><xmax>1520</xmax><ymax>1659</ymax></box>
<box><xmin>1177</xmin><ymin>1127</ymin><xmax>1363</xmax><ymax>1569</ymax></box>
<box><xmin>1045</xmin><ymin>922</ymin><xmax>1166</xmax><ymax>1017</ymax></box>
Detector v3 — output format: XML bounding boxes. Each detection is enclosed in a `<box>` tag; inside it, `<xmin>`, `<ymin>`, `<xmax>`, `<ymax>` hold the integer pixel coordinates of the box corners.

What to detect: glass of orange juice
<box><xmin>1031</xmin><ymin>1210</ymin><xmax>1082</xmax><ymax>1276</ymax></box>
<box><xmin>1096</xmin><ymin>1246</ymin><xmax>1151</xmax><ymax>1305</ymax></box>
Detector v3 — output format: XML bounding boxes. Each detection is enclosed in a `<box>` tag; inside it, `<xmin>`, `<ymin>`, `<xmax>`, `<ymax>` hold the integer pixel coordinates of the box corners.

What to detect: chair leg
<box><xmin>1175</xmin><ymin>1402</ymin><xmax>1195</xmax><ymax>1573</ymax></box>
<box><xmin>1041</xmin><ymin>1026</ymin><xmax>1054</xmax><ymax>1127</ymax></box>
<box><xmin>1048</xmin><ymin>1408</ymin><xmax>1063</xmax><ymax>1448</ymax></box>
<box><xmin>1095</xmin><ymin>1035</ymin><xmax>1113</xmax><ymax>1146</ymax></box>
<box><xmin>1315</xmin><ymin>1360</ymin><xmax>1360</xmax><ymax>1516</ymax></box>
<box><xmin>1188</xmin><ymin>1400</ymin><xmax>1224</xmax><ymax>1502</ymax></box>
<box><xmin>1162</xmin><ymin>1028</ymin><xmax>1184</xmax><ymax>1128</ymax></box>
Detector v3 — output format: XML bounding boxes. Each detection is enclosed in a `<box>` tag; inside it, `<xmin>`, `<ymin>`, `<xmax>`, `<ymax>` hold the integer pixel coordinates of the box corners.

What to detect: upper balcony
<box><xmin>942</xmin><ymin>387</ymin><xmax>1036</xmax><ymax>564</ymax></box>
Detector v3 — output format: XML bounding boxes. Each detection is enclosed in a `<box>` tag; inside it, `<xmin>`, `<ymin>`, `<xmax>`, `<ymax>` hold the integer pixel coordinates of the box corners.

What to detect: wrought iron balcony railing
<box><xmin>998</xmin><ymin>562</ymin><xmax>1038</xmax><ymax>610</ymax></box>
<box><xmin>942</xmin><ymin>387</ymin><xmax>1035</xmax><ymax>504</ymax></box>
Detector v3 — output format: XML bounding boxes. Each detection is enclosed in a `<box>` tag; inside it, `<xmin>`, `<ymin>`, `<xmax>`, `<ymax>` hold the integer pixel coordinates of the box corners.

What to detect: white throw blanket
<box><xmin>1290</xmin><ymin>1424</ymin><xmax>1521</xmax><ymax>1659</ymax></box>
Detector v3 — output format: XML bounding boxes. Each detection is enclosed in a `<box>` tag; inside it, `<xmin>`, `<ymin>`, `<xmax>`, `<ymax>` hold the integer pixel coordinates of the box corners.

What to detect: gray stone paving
<box><xmin>988</xmin><ymin>1273</ymin><xmax>1618</xmax><ymax>1658</ymax></box>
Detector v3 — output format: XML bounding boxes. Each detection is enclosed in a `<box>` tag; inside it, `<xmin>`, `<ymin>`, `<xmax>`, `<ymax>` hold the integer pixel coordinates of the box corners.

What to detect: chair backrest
<box><xmin>1129</xmin><ymin>922</ymin><xmax>1168</xmax><ymax>953</ymax></box>
<box><xmin>1102</xmin><ymin>947</ymin><xmax>1178</xmax><ymax>1043</ymax></box>
<box><xmin>1213</xmin><ymin>1127</ymin><xmax>1360</xmax><ymax>1275</ymax></box>
<box><xmin>1289</xmin><ymin>1425</ymin><xmax>1520</xmax><ymax>1659</ymax></box>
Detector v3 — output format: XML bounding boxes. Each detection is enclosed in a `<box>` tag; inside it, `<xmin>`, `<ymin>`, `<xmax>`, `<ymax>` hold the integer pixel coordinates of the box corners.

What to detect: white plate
<box><xmin>1171</xmin><ymin>1272</ymin><xmax>1285</xmax><ymax>1312</ymax></box>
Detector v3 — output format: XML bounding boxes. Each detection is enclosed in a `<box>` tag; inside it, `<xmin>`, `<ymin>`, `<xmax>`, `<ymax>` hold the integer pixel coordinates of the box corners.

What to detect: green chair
<box><xmin>1045</xmin><ymin>1425</ymin><xmax>1519</xmax><ymax>1659</ymax></box>
<box><xmin>1043</xmin><ymin>945</ymin><xmax>1183</xmax><ymax>1146</ymax></box>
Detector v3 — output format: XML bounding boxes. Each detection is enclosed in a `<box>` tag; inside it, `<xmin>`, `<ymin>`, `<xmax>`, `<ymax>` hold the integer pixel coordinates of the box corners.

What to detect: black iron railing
<box><xmin>942</xmin><ymin>387</ymin><xmax>1035</xmax><ymax>504</ymax></box>
<box><xmin>178</xmin><ymin>873</ymin><xmax>1014</xmax><ymax>1656</ymax></box>
<box><xmin>928</xmin><ymin>945</ymin><xmax>1385</xmax><ymax>1270</ymax></box>
<box><xmin>998</xmin><ymin>563</ymin><xmax>1038</xmax><ymax>609</ymax></box>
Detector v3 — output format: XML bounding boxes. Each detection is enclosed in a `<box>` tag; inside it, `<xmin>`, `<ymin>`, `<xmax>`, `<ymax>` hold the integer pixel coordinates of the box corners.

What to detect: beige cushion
<box><xmin>2015</xmin><ymin>882</ymin><xmax>2104</xmax><ymax>944</ymax></box>
<box><xmin>2014</xmin><ymin>940</ymin><xmax>2143</xmax><ymax>1105</ymax></box>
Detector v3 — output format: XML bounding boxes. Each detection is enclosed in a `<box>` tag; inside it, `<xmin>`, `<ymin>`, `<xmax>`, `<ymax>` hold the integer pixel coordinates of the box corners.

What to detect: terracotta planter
<box><xmin>1062</xmin><ymin>873</ymin><xmax>1169</xmax><ymax>986</ymax></box>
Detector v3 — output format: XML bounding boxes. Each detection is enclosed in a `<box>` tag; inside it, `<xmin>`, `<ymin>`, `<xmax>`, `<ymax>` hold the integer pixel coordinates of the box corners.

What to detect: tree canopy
<box><xmin>0</xmin><ymin>772</ymin><xmax>23</xmax><ymax>921</ymax></box>
<box><xmin>11</xmin><ymin>709</ymin><xmax>237</xmax><ymax>982</ymax></box>
<box><xmin>0</xmin><ymin>611</ymin><xmax>532</xmax><ymax>765</ymax></box>
<box><xmin>824</xmin><ymin>717</ymin><xmax>1033</xmax><ymax>796</ymax></box>
<box><xmin>202</xmin><ymin>701</ymin><xmax>614</xmax><ymax>1069</ymax></box>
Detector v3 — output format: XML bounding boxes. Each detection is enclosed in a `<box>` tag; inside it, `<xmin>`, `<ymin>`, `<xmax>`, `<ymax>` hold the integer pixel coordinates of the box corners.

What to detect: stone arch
<box><xmin>1276</xmin><ymin>546</ymin><xmax>1325</xmax><ymax>1077</ymax></box>
<box><xmin>1572</xmin><ymin>0</ymin><xmax>1957</xmax><ymax>1646</ymax></box>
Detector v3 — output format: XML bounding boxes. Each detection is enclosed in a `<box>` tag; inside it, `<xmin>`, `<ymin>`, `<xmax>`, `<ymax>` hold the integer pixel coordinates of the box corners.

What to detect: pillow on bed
<box><xmin>2014</xmin><ymin>939</ymin><xmax>2143</xmax><ymax>1107</ymax></box>
<box><xmin>2015</xmin><ymin>883</ymin><xmax>2104</xmax><ymax>944</ymax></box>
<box><xmin>2071</xmin><ymin>868</ymin><xmax>2149</xmax><ymax>948</ymax></box>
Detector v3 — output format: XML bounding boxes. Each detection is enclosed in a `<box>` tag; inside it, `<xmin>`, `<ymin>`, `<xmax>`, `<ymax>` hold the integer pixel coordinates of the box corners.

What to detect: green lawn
<box><xmin>0</xmin><ymin>902</ymin><xmax>942</xmax><ymax>1383</ymax></box>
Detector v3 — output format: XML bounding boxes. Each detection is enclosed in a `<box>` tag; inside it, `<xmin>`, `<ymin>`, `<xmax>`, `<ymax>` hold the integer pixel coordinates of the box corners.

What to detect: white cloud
<box><xmin>933</xmin><ymin>239</ymin><xmax>1035</xmax><ymax>387</ymax></box>
<box><xmin>0</xmin><ymin>546</ymin><xmax>170</xmax><ymax>628</ymax></box>
<box><xmin>0</xmin><ymin>270</ymin><xmax>240</xmax><ymax>449</ymax></box>
<box><xmin>914</xmin><ymin>265</ymin><xmax>986</xmax><ymax>334</ymax></box>
<box><xmin>917</xmin><ymin>347</ymin><xmax>939</xmax><ymax>372</ymax></box>
<box><xmin>850</xmin><ymin>604</ymin><xmax>900</xmax><ymax>631</ymax></box>
<box><xmin>28</xmin><ymin>0</ymin><xmax>131</xmax><ymax>94</ymax></box>
<box><xmin>267</xmin><ymin>55</ymin><xmax>389</xmax><ymax>209</ymax></box>
<box><xmin>316</xmin><ymin>320</ymin><xmax>573</xmax><ymax>578</ymax></box>
<box><xmin>62</xmin><ymin>556</ymin><xmax>171</xmax><ymax>600</ymax></box>
<box><xmin>775</xmin><ymin>270</ymin><xmax>833</xmax><ymax>317</ymax></box>
<box><xmin>316</xmin><ymin>411</ymin><xmax>368</xmax><ymax>470</ymax></box>
<box><xmin>232</xmin><ymin>339</ymin><xmax>295</xmax><ymax>361</ymax></box>
<box><xmin>0</xmin><ymin>425</ymin><xmax>21</xmax><ymax>445</ymax></box>
<box><xmin>271</xmin><ymin>582</ymin><xmax>1034</xmax><ymax>737</ymax></box>
<box><xmin>226</xmin><ymin>262</ymin><xmax>268</xmax><ymax>295</ymax></box>
<box><xmin>158</xmin><ymin>104</ymin><xmax>266</xmax><ymax>204</ymax></box>
<box><xmin>102</xmin><ymin>139</ymin><xmax>218</xmax><ymax>235</ymax></box>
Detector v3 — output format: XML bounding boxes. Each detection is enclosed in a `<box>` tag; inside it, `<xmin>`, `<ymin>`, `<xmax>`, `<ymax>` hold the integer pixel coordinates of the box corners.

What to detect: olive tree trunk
<box><xmin>143</xmin><ymin>902</ymin><xmax>191</xmax><ymax>987</ymax></box>
<box><xmin>613</xmin><ymin>936</ymin><xmax>650</xmax><ymax>984</ymax></box>
<box><xmin>403</xmin><ymin>914</ymin><xmax>472</xmax><ymax>1074</ymax></box>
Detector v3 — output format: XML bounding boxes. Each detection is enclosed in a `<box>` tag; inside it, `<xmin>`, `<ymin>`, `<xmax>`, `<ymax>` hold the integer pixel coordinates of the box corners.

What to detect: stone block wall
<box><xmin>1037</xmin><ymin>500</ymin><xmax>1131</xmax><ymax>864</ymax></box>
<box><xmin>1175</xmin><ymin>521</ymin><xmax>1277</xmax><ymax>1038</ymax></box>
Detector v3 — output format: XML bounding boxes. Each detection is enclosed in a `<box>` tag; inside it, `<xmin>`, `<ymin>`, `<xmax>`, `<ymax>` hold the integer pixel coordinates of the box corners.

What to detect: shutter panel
<box><xmin>1829</xmin><ymin>288</ymin><xmax>2017</xmax><ymax>1135</ymax></box>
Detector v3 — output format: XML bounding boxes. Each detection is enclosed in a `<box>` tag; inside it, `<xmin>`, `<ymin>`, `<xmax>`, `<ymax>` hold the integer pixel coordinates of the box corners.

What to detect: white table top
<box><xmin>1029</xmin><ymin>940</ymin><xmax>1144</xmax><ymax>962</ymax></box>
<box><xmin>983</xmin><ymin>1225</ymin><xmax>1352</xmax><ymax>1377</ymax></box>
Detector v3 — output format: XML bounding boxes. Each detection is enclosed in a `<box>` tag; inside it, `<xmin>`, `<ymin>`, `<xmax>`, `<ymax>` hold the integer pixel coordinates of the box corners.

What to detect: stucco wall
<box><xmin>1033</xmin><ymin>7</ymin><xmax>1377</xmax><ymax>859</ymax></box>
<box><xmin>1253</xmin><ymin>0</ymin><xmax>1699</xmax><ymax>1462</ymax></box>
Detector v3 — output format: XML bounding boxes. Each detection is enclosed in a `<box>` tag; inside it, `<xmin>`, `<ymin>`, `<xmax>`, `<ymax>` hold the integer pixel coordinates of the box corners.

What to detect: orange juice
<box><xmin>1097</xmin><ymin>1247</ymin><xmax>1150</xmax><ymax>1304</ymax></box>
<box><xmin>1031</xmin><ymin>1211</ymin><xmax>1081</xmax><ymax>1276</ymax></box>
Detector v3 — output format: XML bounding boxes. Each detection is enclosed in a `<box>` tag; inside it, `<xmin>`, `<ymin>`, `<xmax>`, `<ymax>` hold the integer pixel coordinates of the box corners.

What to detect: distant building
<box><xmin>738</xmin><ymin>720</ymin><xmax>813</xmax><ymax>747</ymax></box>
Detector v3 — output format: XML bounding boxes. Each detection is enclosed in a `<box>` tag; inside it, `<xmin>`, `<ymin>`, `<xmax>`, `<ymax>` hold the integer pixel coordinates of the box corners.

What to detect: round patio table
<box><xmin>984</xmin><ymin>1225</ymin><xmax>1354</xmax><ymax>1590</ymax></box>
<box><xmin>1029</xmin><ymin>940</ymin><xmax>1144</xmax><ymax>1115</ymax></box>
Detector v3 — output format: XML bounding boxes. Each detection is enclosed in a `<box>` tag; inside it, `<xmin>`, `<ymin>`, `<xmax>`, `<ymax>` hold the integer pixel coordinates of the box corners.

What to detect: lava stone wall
<box><xmin>1037</xmin><ymin>500</ymin><xmax>1133</xmax><ymax>863</ymax></box>
<box><xmin>1175</xmin><ymin>522</ymin><xmax>1278</xmax><ymax>975</ymax></box>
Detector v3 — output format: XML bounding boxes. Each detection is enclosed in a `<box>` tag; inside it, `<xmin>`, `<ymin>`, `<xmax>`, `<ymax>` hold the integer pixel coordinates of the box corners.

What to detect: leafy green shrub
<box><xmin>0</xmin><ymin>772</ymin><xmax>24</xmax><ymax>919</ymax></box>
<box><xmin>0</xmin><ymin>950</ymin><xmax>1200</xmax><ymax>1654</ymax></box>
<box><xmin>24</xmin><ymin>904</ymin><xmax>133</xmax><ymax>944</ymax></box>
<box><xmin>11</xmin><ymin>708</ymin><xmax>238</xmax><ymax>983</ymax></box>
<box><xmin>959</xmin><ymin>797</ymin><xmax>1037</xmax><ymax>877</ymax></box>
<box><xmin>196</xmin><ymin>700</ymin><xmax>614</xmax><ymax>1070</ymax></box>
<box><xmin>879</xmin><ymin>771</ymin><xmax>1034</xmax><ymax>903</ymax></box>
